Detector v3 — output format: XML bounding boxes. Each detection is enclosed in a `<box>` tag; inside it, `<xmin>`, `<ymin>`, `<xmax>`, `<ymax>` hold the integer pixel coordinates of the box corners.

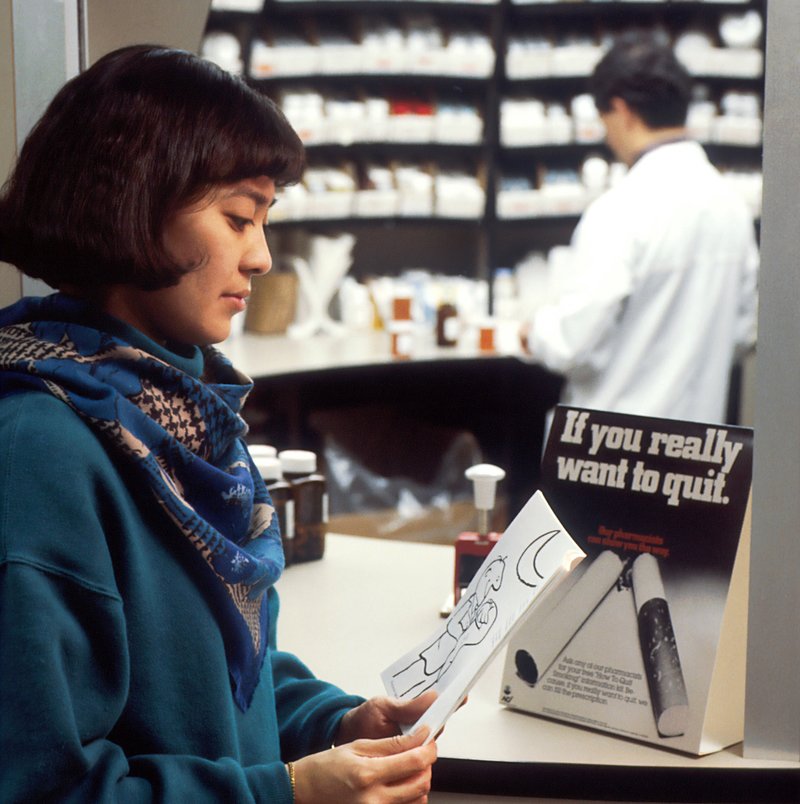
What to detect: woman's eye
<box><xmin>229</xmin><ymin>215</ymin><xmax>251</xmax><ymax>231</ymax></box>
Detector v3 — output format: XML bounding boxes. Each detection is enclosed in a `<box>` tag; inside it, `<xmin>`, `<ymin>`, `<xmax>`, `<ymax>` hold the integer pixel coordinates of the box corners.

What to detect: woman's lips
<box><xmin>223</xmin><ymin>292</ymin><xmax>249</xmax><ymax>313</ymax></box>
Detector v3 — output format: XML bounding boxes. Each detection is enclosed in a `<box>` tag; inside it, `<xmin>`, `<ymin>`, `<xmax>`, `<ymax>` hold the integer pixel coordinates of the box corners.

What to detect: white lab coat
<box><xmin>528</xmin><ymin>141</ymin><xmax>759</xmax><ymax>424</ymax></box>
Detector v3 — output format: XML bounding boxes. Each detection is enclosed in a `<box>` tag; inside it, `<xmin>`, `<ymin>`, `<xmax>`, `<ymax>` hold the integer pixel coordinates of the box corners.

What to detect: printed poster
<box><xmin>501</xmin><ymin>405</ymin><xmax>753</xmax><ymax>755</ymax></box>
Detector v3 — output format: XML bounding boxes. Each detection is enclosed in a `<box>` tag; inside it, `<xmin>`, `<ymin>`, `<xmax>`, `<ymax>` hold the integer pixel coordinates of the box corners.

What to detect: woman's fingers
<box><xmin>392</xmin><ymin>690</ymin><xmax>438</xmax><ymax>724</ymax></box>
<box><xmin>352</xmin><ymin>728</ymin><xmax>437</xmax><ymax>786</ymax></box>
<box><xmin>336</xmin><ymin>692</ymin><xmax>438</xmax><ymax>744</ymax></box>
<box><xmin>293</xmin><ymin>724</ymin><xmax>437</xmax><ymax>803</ymax></box>
<box><xmin>384</xmin><ymin>767</ymin><xmax>434</xmax><ymax>804</ymax></box>
<box><xmin>353</xmin><ymin>726</ymin><xmax>432</xmax><ymax>760</ymax></box>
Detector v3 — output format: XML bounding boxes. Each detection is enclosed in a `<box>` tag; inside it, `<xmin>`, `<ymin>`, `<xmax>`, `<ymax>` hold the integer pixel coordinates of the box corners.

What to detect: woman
<box><xmin>0</xmin><ymin>45</ymin><xmax>436</xmax><ymax>802</ymax></box>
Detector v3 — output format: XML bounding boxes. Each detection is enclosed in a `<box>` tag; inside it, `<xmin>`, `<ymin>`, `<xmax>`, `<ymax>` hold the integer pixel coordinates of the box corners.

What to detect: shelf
<box><xmin>490</xmin><ymin>213</ymin><xmax>580</xmax><ymax>227</ymax></box>
<box><xmin>270</xmin><ymin>215</ymin><xmax>485</xmax><ymax>228</ymax></box>
<box><xmin>201</xmin><ymin>0</ymin><xmax>766</xmax><ymax>278</ymax></box>
<box><xmin>498</xmin><ymin>140</ymin><xmax>760</xmax><ymax>156</ymax></box>
<box><xmin>503</xmin><ymin>66</ymin><xmax>764</xmax><ymax>83</ymax></box>
<box><xmin>507</xmin><ymin>0</ymin><xmax>763</xmax><ymax>18</ymax></box>
<box><xmin>504</xmin><ymin>48</ymin><xmax>763</xmax><ymax>83</ymax></box>
<box><xmin>211</xmin><ymin>0</ymin><xmax>500</xmax><ymax>16</ymax></box>
<box><xmin>250</xmin><ymin>73</ymin><xmax>492</xmax><ymax>86</ymax></box>
<box><xmin>298</xmin><ymin>143</ymin><xmax>484</xmax><ymax>159</ymax></box>
<box><xmin>301</xmin><ymin>142</ymin><xmax>484</xmax><ymax>153</ymax></box>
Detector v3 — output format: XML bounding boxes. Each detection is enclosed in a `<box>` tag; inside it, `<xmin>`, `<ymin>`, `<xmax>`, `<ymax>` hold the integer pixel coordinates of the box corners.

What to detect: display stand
<box><xmin>275</xmin><ymin>534</ymin><xmax>799</xmax><ymax>802</ymax></box>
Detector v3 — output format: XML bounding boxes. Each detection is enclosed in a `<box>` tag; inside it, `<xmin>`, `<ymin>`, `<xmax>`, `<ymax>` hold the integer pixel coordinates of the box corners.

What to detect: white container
<box><xmin>496</xmin><ymin>188</ymin><xmax>544</xmax><ymax>219</ymax></box>
<box><xmin>249</xmin><ymin>444</ymin><xmax>278</xmax><ymax>460</ymax></box>
<box><xmin>389</xmin><ymin>114</ymin><xmax>435</xmax><ymax>143</ymax></box>
<box><xmin>278</xmin><ymin>449</ymin><xmax>317</xmax><ymax>478</ymax></box>
<box><xmin>354</xmin><ymin>189</ymin><xmax>398</xmax><ymax>218</ymax></box>
<box><xmin>201</xmin><ymin>32</ymin><xmax>243</xmax><ymax>75</ymax></box>
<box><xmin>253</xmin><ymin>455</ymin><xmax>283</xmax><ymax>483</ymax></box>
<box><xmin>492</xmin><ymin>267</ymin><xmax>518</xmax><ymax>320</ymax></box>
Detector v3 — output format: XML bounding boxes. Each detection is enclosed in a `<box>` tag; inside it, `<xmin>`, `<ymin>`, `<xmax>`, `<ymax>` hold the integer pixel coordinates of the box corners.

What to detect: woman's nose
<box><xmin>243</xmin><ymin>226</ymin><xmax>272</xmax><ymax>276</ymax></box>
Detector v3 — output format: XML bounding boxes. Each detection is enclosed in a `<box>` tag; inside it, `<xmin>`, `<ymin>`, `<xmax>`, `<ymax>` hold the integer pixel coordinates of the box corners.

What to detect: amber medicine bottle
<box><xmin>278</xmin><ymin>449</ymin><xmax>328</xmax><ymax>563</ymax></box>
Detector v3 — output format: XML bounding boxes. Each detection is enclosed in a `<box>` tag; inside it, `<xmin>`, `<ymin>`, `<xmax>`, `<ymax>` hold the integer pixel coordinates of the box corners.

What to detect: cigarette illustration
<box><xmin>632</xmin><ymin>552</ymin><xmax>689</xmax><ymax>738</ymax></box>
<box><xmin>515</xmin><ymin>550</ymin><xmax>625</xmax><ymax>686</ymax></box>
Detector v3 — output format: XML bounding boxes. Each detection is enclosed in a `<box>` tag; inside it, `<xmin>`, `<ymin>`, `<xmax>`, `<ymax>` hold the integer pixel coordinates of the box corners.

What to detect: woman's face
<box><xmin>104</xmin><ymin>176</ymin><xmax>276</xmax><ymax>346</ymax></box>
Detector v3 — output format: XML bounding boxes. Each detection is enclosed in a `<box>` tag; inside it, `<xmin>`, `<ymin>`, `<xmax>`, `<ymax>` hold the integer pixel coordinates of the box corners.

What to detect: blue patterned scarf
<box><xmin>0</xmin><ymin>293</ymin><xmax>284</xmax><ymax>710</ymax></box>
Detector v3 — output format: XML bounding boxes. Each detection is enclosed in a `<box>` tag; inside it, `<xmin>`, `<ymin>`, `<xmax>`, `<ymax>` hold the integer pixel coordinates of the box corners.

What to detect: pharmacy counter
<box><xmin>220</xmin><ymin>330</ymin><xmax>563</xmax><ymax>514</ymax></box>
<box><xmin>276</xmin><ymin>534</ymin><xmax>799</xmax><ymax>803</ymax></box>
<box><xmin>221</xmin><ymin>329</ymin><xmax>518</xmax><ymax>379</ymax></box>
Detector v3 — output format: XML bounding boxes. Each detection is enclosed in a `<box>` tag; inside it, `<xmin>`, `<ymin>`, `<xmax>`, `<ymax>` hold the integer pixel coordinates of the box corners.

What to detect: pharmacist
<box><xmin>521</xmin><ymin>32</ymin><xmax>759</xmax><ymax>424</ymax></box>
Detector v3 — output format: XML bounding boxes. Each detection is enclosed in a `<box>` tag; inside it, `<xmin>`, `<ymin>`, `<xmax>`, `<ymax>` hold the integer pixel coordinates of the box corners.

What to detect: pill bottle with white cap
<box><xmin>278</xmin><ymin>449</ymin><xmax>328</xmax><ymax>563</ymax></box>
<box><xmin>252</xmin><ymin>453</ymin><xmax>294</xmax><ymax>566</ymax></box>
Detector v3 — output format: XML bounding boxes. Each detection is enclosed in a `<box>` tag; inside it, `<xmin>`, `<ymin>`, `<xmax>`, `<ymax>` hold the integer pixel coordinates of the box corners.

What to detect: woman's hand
<box><xmin>335</xmin><ymin>691</ymin><xmax>438</xmax><ymax>744</ymax></box>
<box><xmin>292</xmin><ymin>726</ymin><xmax>437</xmax><ymax>804</ymax></box>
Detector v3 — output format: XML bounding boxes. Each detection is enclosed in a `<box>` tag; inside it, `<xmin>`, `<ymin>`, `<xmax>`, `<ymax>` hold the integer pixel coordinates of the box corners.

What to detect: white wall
<box><xmin>0</xmin><ymin>0</ymin><xmax>21</xmax><ymax>306</ymax></box>
<box><xmin>83</xmin><ymin>0</ymin><xmax>210</xmax><ymax>65</ymax></box>
<box><xmin>744</xmin><ymin>0</ymin><xmax>800</xmax><ymax>762</ymax></box>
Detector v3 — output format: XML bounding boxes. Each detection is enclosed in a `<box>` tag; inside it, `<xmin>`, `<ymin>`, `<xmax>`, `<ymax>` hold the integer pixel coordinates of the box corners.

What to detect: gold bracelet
<box><xmin>286</xmin><ymin>761</ymin><xmax>296</xmax><ymax>800</ymax></box>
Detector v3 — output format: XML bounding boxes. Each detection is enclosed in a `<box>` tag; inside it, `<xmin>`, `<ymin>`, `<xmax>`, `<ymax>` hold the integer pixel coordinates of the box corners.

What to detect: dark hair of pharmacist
<box><xmin>0</xmin><ymin>44</ymin><xmax>305</xmax><ymax>290</ymax></box>
<box><xmin>589</xmin><ymin>31</ymin><xmax>692</xmax><ymax>129</ymax></box>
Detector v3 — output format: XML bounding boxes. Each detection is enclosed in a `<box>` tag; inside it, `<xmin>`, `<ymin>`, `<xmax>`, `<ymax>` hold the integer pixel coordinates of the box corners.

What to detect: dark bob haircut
<box><xmin>0</xmin><ymin>44</ymin><xmax>306</xmax><ymax>290</ymax></box>
<box><xmin>589</xmin><ymin>31</ymin><xmax>692</xmax><ymax>130</ymax></box>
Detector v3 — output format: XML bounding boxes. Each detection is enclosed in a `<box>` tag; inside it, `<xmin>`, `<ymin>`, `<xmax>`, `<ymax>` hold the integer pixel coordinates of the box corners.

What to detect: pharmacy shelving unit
<box><xmin>203</xmin><ymin>0</ymin><xmax>765</xmax><ymax>290</ymax></box>
<box><xmin>206</xmin><ymin>0</ymin><xmax>502</xmax><ymax>280</ymax></box>
<box><xmin>493</xmin><ymin>0</ymin><xmax>765</xmax><ymax>269</ymax></box>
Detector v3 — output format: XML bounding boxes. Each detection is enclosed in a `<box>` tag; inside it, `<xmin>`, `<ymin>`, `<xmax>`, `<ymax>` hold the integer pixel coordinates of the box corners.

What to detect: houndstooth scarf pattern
<box><xmin>0</xmin><ymin>293</ymin><xmax>284</xmax><ymax>710</ymax></box>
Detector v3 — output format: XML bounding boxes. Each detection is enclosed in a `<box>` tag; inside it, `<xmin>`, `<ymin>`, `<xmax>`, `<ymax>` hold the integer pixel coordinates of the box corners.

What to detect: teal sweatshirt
<box><xmin>0</xmin><ymin>328</ymin><xmax>363</xmax><ymax>802</ymax></box>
